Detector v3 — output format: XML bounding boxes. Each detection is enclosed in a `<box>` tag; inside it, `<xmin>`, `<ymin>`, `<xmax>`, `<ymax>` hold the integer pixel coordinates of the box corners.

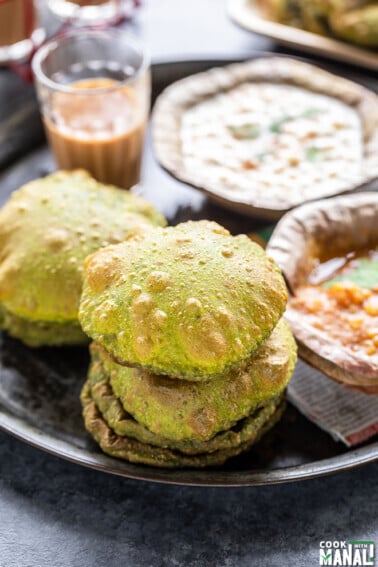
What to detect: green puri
<box><xmin>101</xmin><ymin>319</ymin><xmax>296</xmax><ymax>442</ymax></box>
<box><xmin>0</xmin><ymin>170</ymin><xmax>166</xmax><ymax>346</ymax></box>
<box><xmin>84</xmin><ymin>344</ymin><xmax>287</xmax><ymax>455</ymax></box>
<box><xmin>329</xmin><ymin>4</ymin><xmax>378</xmax><ymax>47</ymax></box>
<box><xmin>79</xmin><ymin>221</ymin><xmax>287</xmax><ymax>380</ymax></box>
<box><xmin>79</xmin><ymin>220</ymin><xmax>296</xmax><ymax>467</ymax></box>
<box><xmin>81</xmin><ymin>379</ymin><xmax>286</xmax><ymax>468</ymax></box>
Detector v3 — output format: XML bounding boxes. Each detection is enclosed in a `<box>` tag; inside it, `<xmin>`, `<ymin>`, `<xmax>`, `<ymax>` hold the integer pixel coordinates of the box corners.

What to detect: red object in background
<box><xmin>23</xmin><ymin>0</ymin><xmax>36</xmax><ymax>39</ymax></box>
<box><xmin>5</xmin><ymin>0</ymin><xmax>141</xmax><ymax>82</ymax></box>
<box><xmin>0</xmin><ymin>0</ymin><xmax>36</xmax><ymax>47</ymax></box>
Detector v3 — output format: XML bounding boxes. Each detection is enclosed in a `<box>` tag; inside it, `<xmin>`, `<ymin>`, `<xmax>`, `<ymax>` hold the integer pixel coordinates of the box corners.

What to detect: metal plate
<box><xmin>228</xmin><ymin>0</ymin><xmax>378</xmax><ymax>72</ymax></box>
<box><xmin>0</xmin><ymin>58</ymin><xmax>377</xmax><ymax>486</ymax></box>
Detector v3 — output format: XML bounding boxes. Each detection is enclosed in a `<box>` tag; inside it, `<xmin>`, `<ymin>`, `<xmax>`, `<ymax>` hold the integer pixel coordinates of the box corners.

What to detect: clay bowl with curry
<box><xmin>267</xmin><ymin>192</ymin><xmax>378</xmax><ymax>394</ymax></box>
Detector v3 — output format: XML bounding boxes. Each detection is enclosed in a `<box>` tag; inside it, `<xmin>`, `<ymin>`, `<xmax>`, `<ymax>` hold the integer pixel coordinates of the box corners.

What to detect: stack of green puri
<box><xmin>0</xmin><ymin>170</ymin><xmax>166</xmax><ymax>347</ymax></box>
<box><xmin>79</xmin><ymin>220</ymin><xmax>297</xmax><ymax>468</ymax></box>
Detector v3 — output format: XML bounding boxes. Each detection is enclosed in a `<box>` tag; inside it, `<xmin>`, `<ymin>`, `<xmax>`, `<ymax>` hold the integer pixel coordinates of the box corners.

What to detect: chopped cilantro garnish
<box><xmin>302</xmin><ymin>107</ymin><xmax>323</xmax><ymax>118</ymax></box>
<box><xmin>256</xmin><ymin>151</ymin><xmax>269</xmax><ymax>161</ymax></box>
<box><xmin>270</xmin><ymin>108</ymin><xmax>324</xmax><ymax>134</ymax></box>
<box><xmin>322</xmin><ymin>259</ymin><xmax>378</xmax><ymax>290</ymax></box>
<box><xmin>306</xmin><ymin>146</ymin><xmax>324</xmax><ymax>162</ymax></box>
<box><xmin>269</xmin><ymin>115</ymin><xmax>292</xmax><ymax>133</ymax></box>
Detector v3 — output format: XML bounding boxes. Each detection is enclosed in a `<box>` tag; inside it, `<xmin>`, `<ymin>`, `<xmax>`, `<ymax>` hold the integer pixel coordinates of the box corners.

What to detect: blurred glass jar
<box><xmin>0</xmin><ymin>0</ymin><xmax>45</xmax><ymax>63</ymax></box>
<box><xmin>46</xmin><ymin>0</ymin><xmax>134</xmax><ymax>24</ymax></box>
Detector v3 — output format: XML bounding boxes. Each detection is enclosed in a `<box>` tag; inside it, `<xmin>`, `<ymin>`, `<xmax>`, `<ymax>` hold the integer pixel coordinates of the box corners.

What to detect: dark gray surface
<box><xmin>0</xmin><ymin>0</ymin><xmax>377</xmax><ymax>565</ymax></box>
<box><xmin>0</xmin><ymin>432</ymin><xmax>377</xmax><ymax>567</ymax></box>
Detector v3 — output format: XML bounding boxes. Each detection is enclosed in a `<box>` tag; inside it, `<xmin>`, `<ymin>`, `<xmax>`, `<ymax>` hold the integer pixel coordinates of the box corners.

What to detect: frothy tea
<box><xmin>44</xmin><ymin>78</ymin><xmax>147</xmax><ymax>189</ymax></box>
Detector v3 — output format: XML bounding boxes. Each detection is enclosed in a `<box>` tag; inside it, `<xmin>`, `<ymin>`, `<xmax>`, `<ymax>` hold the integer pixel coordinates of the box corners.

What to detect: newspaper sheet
<box><xmin>288</xmin><ymin>360</ymin><xmax>378</xmax><ymax>446</ymax></box>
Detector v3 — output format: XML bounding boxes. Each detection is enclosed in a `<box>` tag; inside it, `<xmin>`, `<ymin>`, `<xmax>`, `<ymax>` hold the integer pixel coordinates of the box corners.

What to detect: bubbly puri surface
<box><xmin>81</xmin><ymin>377</ymin><xmax>285</xmax><ymax>468</ymax></box>
<box><xmin>0</xmin><ymin>304</ymin><xmax>88</xmax><ymax>347</ymax></box>
<box><xmin>79</xmin><ymin>220</ymin><xmax>288</xmax><ymax>379</ymax></box>
<box><xmin>85</xmin><ymin>343</ymin><xmax>288</xmax><ymax>454</ymax></box>
<box><xmin>99</xmin><ymin>319</ymin><xmax>296</xmax><ymax>442</ymax></box>
<box><xmin>0</xmin><ymin>169</ymin><xmax>166</xmax><ymax>345</ymax></box>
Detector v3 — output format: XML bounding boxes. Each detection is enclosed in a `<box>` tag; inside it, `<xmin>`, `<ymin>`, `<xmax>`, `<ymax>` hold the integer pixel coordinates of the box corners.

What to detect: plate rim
<box><xmin>227</xmin><ymin>0</ymin><xmax>378</xmax><ymax>72</ymax></box>
<box><xmin>0</xmin><ymin>398</ymin><xmax>377</xmax><ymax>487</ymax></box>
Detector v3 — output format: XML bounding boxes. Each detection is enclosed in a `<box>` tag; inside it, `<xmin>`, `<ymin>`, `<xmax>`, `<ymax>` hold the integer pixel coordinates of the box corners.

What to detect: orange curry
<box><xmin>290</xmin><ymin>249</ymin><xmax>378</xmax><ymax>357</ymax></box>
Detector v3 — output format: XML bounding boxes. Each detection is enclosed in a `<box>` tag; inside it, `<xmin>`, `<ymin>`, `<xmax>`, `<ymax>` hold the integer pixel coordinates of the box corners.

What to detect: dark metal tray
<box><xmin>0</xmin><ymin>57</ymin><xmax>377</xmax><ymax>486</ymax></box>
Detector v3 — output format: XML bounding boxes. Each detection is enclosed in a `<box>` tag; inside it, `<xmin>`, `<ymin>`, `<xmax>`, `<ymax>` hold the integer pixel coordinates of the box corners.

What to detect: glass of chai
<box><xmin>32</xmin><ymin>29</ymin><xmax>150</xmax><ymax>189</ymax></box>
<box><xmin>0</xmin><ymin>0</ymin><xmax>45</xmax><ymax>63</ymax></box>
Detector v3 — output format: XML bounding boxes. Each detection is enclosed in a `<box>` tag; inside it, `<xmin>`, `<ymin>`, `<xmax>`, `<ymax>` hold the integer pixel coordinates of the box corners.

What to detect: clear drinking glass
<box><xmin>32</xmin><ymin>29</ymin><xmax>150</xmax><ymax>189</ymax></box>
<box><xmin>0</xmin><ymin>0</ymin><xmax>45</xmax><ymax>63</ymax></box>
<box><xmin>46</xmin><ymin>0</ymin><xmax>127</xmax><ymax>24</ymax></box>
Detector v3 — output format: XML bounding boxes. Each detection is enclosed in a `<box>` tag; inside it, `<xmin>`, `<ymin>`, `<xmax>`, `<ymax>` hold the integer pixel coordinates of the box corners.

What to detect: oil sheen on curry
<box><xmin>290</xmin><ymin>248</ymin><xmax>378</xmax><ymax>358</ymax></box>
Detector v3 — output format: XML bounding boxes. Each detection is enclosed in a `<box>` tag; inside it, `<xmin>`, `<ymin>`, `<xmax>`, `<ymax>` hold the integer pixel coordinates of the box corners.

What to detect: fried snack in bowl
<box><xmin>0</xmin><ymin>170</ymin><xmax>166</xmax><ymax>346</ymax></box>
<box><xmin>329</xmin><ymin>4</ymin><xmax>378</xmax><ymax>48</ymax></box>
<box><xmin>257</xmin><ymin>0</ymin><xmax>378</xmax><ymax>48</ymax></box>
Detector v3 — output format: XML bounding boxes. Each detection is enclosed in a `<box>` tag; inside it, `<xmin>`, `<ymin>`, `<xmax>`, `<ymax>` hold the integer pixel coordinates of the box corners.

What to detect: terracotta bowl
<box><xmin>152</xmin><ymin>56</ymin><xmax>378</xmax><ymax>220</ymax></box>
<box><xmin>267</xmin><ymin>192</ymin><xmax>378</xmax><ymax>394</ymax></box>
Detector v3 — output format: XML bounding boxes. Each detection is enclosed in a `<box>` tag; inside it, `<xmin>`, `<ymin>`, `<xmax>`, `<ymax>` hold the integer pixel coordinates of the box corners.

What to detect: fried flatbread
<box><xmin>79</xmin><ymin>220</ymin><xmax>287</xmax><ymax>379</ymax></box>
<box><xmin>97</xmin><ymin>319</ymin><xmax>296</xmax><ymax>441</ymax></box>
<box><xmin>86</xmin><ymin>349</ymin><xmax>285</xmax><ymax>454</ymax></box>
<box><xmin>81</xmin><ymin>379</ymin><xmax>285</xmax><ymax>468</ymax></box>
<box><xmin>0</xmin><ymin>169</ymin><xmax>165</xmax><ymax>346</ymax></box>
